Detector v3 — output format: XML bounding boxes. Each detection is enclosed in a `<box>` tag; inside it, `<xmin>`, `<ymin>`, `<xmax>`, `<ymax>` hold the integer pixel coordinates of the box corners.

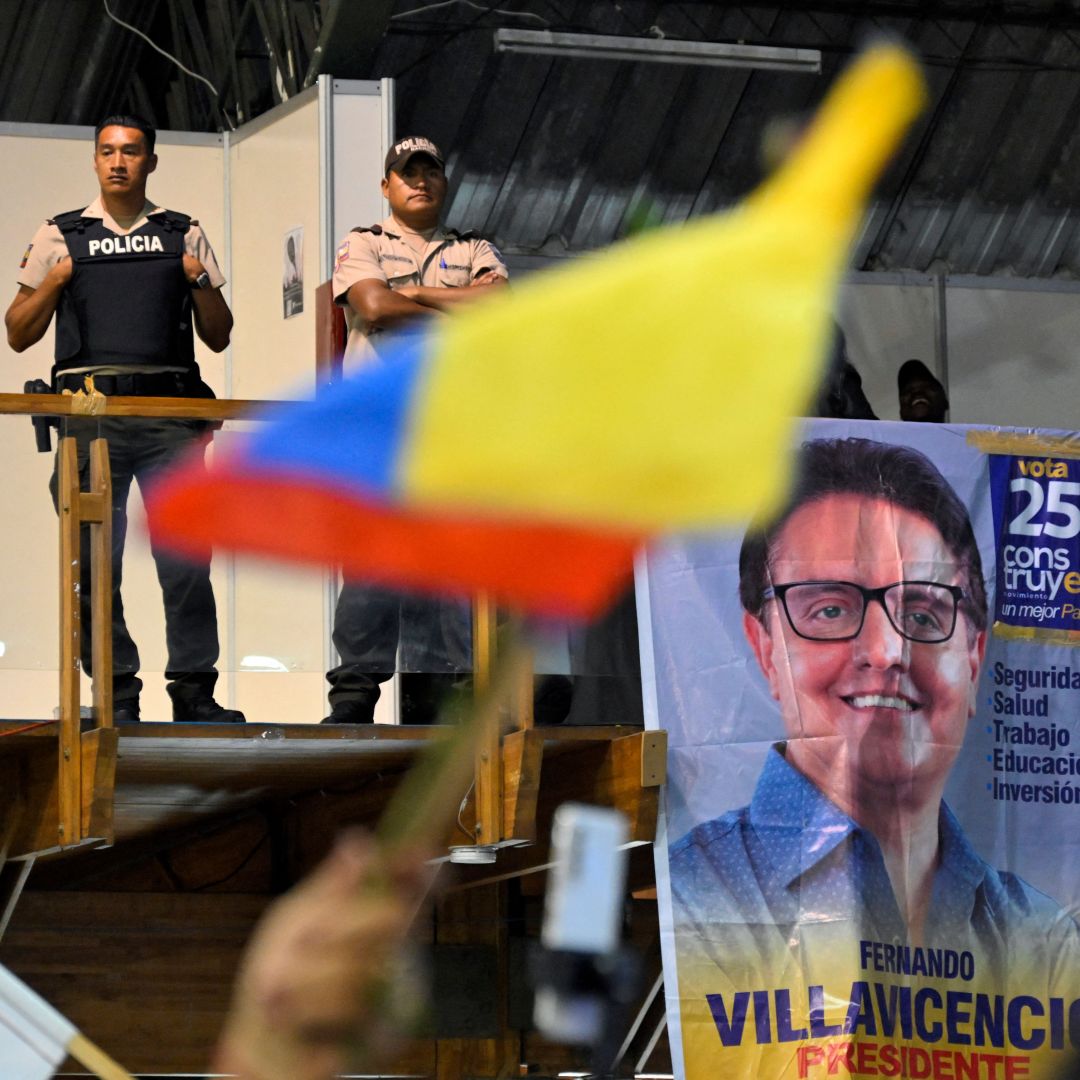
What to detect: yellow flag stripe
<box><xmin>401</xmin><ymin>46</ymin><xmax>925</xmax><ymax>532</ymax></box>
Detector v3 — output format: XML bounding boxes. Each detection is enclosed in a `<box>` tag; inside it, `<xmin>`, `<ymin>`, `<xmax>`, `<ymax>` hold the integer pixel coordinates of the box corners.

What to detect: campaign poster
<box><xmin>641</xmin><ymin>419</ymin><xmax>1080</xmax><ymax>1080</ymax></box>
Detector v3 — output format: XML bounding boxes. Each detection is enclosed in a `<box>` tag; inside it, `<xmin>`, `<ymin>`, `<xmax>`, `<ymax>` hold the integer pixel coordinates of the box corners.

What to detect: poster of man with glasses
<box><xmin>643</xmin><ymin>424</ymin><xmax>1080</xmax><ymax>1080</ymax></box>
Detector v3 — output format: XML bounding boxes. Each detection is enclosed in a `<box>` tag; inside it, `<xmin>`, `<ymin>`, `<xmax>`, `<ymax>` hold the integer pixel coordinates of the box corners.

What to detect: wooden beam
<box><xmin>80</xmin><ymin>728</ymin><xmax>118</xmax><ymax>844</ymax></box>
<box><xmin>57</xmin><ymin>437</ymin><xmax>82</xmax><ymax>849</ymax></box>
<box><xmin>434</xmin><ymin>883</ymin><xmax>519</xmax><ymax>1079</ymax></box>
<box><xmin>500</xmin><ymin>729</ymin><xmax>544</xmax><ymax>842</ymax></box>
<box><xmin>472</xmin><ymin>595</ymin><xmax>501</xmax><ymax>846</ymax></box>
<box><xmin>0</xmin><ymin>392</ymin><xmax>281</xmax><ymax>421</ymax></box>
<box><xmin>66</xmin><ymin>1032</ymin><xmax>136</xmax><ymax>1080</ymax></box>
<box><xmin>88</xmin><ymin>439</ymin><xmax>113</xmax><ymax>731</ymax></box>
<box><xmin>512</xmin><ymin>640</ymin><xmax>535</xmax><ymax>730</ymax></box>
<box><xmin>536</xmin><ymin>731</ymin><xmax>667</xmax><ymax>842</ymax></box>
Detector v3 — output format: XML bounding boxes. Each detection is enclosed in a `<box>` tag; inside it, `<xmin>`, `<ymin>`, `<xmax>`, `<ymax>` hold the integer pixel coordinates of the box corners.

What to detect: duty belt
<box><xmin>53</xmin><ymin>371</ymin><xmax>193</xmax><ymax>397</ymax></box>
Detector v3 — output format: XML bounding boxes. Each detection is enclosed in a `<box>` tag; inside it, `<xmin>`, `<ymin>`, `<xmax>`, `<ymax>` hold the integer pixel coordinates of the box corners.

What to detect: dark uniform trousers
<box><xmin>49</xmin><ymin>416</ymin><xmax>220</xmax><ymax>705</ymax></box>
<box><xmin>327</xmin><ymin>581</ymin><xmax>472</xmax><ymax>721</ymax></box>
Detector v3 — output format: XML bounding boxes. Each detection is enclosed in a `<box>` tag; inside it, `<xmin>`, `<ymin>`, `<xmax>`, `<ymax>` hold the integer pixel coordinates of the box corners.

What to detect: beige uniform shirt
<box><xmin>16</xmin><ymin>196</ymin><xmax>226</xmax><ymax>375</ymax></box>
<box><xmin>18</xmin><ymin>196</ymin><xmax>225</xmax><ymax>290</ymax></box>
<box><xmin>331</xmin><ymin>213</ymin><xmax>507</xmax><ymax>370</ymax></box>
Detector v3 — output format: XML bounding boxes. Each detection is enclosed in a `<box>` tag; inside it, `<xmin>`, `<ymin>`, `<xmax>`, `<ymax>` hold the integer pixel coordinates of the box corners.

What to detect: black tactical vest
<box><xmin>50</xmin><ymin>208</ymin><xmax>195</xmax><ymax>375</ymax></box>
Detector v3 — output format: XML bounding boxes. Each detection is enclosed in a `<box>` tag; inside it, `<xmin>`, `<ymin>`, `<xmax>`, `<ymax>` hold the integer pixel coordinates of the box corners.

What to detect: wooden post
<box><xmin>88</xmin><ymin>439</ymin><xmax>113</xmax><ymax>729</ymax></box>
<box><xmin>511</xmin><ymin>640</ymin><xmax>534</xmax><ymax>731</ymax></box>
<box><xmin>57</xmin><ymin>437</ymin><xmax>82</xmax><ymax>848</ymax></box>
<box><xmin>434</xmin><ymin>884</ymin><xmax>519</xmax><ymax>1079</ymax></box>
<box><xmin>472</xmin><ymin>594</ymin><xmax>501</xmax><ymax>846</ymax></box>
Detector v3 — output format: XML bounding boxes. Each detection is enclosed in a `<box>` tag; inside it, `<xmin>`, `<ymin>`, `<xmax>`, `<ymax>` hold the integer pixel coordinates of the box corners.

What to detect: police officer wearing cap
<box><xmin>5</xmin><ymin>114</ymin><xmax>244</xmax><ymax>724</ymax></box>
<box><xmin>324</xmin><ymin>135</ymin><xmax>508</xmax><ymax>724</ymax></box>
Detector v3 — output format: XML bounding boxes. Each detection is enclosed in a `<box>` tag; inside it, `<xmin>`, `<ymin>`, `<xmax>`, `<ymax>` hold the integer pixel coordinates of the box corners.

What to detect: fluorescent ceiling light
<box><xmin>494</xmin><ymin>29</ymin><xmax>821</xmax><ymax>73</ymax></box>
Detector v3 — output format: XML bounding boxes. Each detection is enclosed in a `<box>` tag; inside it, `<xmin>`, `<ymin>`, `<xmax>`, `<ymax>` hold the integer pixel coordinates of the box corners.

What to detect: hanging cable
<box><xmin>392</xmin><ymin>0</ymin><xmax>550</xmax><ymax>25</ymax></box>
<box><xmin>101</xmin><ymin>0</ymin><xmax>235</xmax><ymax>130</ymax></box>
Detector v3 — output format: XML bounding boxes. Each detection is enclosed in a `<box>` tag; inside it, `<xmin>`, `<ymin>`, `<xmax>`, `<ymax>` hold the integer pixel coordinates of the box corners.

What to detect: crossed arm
<box><xmin>346</xmin><ymin>270</ymin><xmax>505</xmax><ymax>332</ymax></box>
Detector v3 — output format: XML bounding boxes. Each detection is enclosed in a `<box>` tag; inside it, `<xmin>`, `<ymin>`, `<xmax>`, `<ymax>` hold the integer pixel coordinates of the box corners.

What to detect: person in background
<box><xmin>811</xmin><ymin>321</ymin><xmax>878</xmax><ymax>420</ymax></box>
<box><xmin>898</xmin><ymin>357</ymin><xmax>949</xmax><ymax>422</ymax></box>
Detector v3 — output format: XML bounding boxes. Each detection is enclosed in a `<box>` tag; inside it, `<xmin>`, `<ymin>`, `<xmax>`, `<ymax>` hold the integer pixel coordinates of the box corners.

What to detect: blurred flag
<box><xmin>148</xmin><ymin>44</ymin><xmax>925</xmax><ymax>619</ymax></box>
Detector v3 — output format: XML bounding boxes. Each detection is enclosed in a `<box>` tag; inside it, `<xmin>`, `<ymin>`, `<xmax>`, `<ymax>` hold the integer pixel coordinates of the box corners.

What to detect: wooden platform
<box><xmin>0</xmin><ymin>718</ymin><xmax>670</xmax><ymax>1077</ymax></box>
<box><xmin>1</xmin><ymin>719</ymin><xmax>436</xmax><ymax>859</ymax></box>
<box><xmin>1</xmin><ymin>719</ymin><xmax>663</xmax><ymax>858</ymax></box>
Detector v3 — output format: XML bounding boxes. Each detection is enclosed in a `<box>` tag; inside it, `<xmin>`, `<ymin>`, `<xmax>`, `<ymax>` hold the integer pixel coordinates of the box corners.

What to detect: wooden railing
<box><xmin>0</xmin><ymin>392</ymin><xmax>277</xmax><ymax>852</ymax></box>
<box><xmin>0</xmin><ymin>392</ymin><xmax>658</xmax><ymax>861</ymax></box>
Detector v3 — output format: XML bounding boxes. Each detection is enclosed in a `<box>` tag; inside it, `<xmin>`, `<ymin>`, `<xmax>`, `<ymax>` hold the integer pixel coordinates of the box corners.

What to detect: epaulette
<box><xmin>154</xmin><ymin>210</ymin><xmax>193</xmax><ymax>233</ymax></box>
<box><xmin>49</xmin><ymin>208</ymin><xmax>93</xmax><ymax>234</ymax></box>
<box><xmin>446</xmin><ymin>228</ymin><xmax>481</xmax><ymax>241</ymax></box>
<box><xmin>351</xmin><ymin>224</ymin><xmax>384</xmax><ymax>236</ymax></box>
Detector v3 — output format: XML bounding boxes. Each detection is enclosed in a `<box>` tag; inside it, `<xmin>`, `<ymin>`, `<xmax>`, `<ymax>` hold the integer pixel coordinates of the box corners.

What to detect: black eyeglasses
<box><xmin>762</xmin><ymin>580</ymin><xmax>966</xmax><ymax>643</ymax></box>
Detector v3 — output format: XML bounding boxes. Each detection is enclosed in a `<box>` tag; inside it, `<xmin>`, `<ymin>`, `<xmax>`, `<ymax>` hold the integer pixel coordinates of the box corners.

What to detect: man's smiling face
<box><xmin>900</xmin><ymin>376</ymin><xmax>948</xmax><ymax>422</ymax></box>
<box><xmin>744</xmin><ymin>493</ymin><xmax>985</xmax><ymax>798</ymax></box>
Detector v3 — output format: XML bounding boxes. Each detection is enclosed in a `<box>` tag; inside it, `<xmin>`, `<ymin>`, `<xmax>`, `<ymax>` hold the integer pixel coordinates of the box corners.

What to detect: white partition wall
<box><xmin>838</xmin><ymin>273</ymin><xmax>940</xmax><ymax>421</ymax></box>
<box><xmin>0</xmin><ymin>82</ymin><xmax>391</xmax><ymax>723</ymax></box>
<box><xmin>946</xmin><ymin>281</ymin><xmax>1080</xmax><ymax>430</ymax></box>
<box><xmin>226</xmin><ymin>88</ymin><xmax>325</xmax><ymax>722</ymax></box>
<box><xmin>837</xmin><ymin>274</ymin><xmax>1080</xmax><ymax>427</ymax></box>
<box><xmin>326</xmin><ymin>78</ymin><xmax>394</xmax><ymax>273</ymax></box>
<box><xmin>220</xmin><ymin>78</ymin><xmax>391</xmax><ymax>723</ymax></box>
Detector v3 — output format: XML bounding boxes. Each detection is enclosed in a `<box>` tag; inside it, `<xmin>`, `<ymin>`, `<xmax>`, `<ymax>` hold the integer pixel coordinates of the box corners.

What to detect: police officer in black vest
<box><xmin>5</xmin><ymin>115</ymin><xmax>244</xmax><ymax>724</ymax></box>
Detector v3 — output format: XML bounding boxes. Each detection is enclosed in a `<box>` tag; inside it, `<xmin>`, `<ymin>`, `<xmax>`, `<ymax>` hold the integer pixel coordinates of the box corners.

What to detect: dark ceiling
<box><xmin>4</xmin><ymin>0</ymin><xmax>1080</xmax><ymax>277</ymax></box>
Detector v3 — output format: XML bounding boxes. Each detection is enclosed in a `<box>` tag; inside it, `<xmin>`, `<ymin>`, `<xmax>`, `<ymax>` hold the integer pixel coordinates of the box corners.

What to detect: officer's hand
<box><xmin>182</xmin><ymin>254</ymin><xmax>206</xmax><ymax>284</ymax></box>
<box><xmin>48</xmin><ymin>256</ymin><xmax>73</xmax><ymax>288</ymax></box>
<box><xmin>470</xmin><ymin>270</ymin><xmax>503</xmax><ymax>287</ymax></box>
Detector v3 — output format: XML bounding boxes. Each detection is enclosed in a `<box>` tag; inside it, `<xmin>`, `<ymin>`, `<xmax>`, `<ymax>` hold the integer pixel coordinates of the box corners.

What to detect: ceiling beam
<box><xmin>302</xmin><ymin>0</ymin><xmax>396</xmax><ymax>86</ymax></box>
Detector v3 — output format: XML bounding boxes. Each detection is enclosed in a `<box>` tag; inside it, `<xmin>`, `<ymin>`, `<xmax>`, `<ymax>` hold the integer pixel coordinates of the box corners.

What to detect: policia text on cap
<box><xmin>4</xmin><ymin>115</ymin><xmax>245</xmax><ymax>725</ymax></box>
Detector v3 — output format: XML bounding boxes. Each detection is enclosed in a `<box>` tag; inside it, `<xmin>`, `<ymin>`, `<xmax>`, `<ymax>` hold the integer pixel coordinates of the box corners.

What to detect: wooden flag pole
<box><xmin>66</xmin><ymin>1032</ymin><xmax>137</xmax><ymax>1080</ymax></box>
<box><xmin>376</xmin><ymin>628</ymin><xmax>530</xmax><ymax>855</ymax></box>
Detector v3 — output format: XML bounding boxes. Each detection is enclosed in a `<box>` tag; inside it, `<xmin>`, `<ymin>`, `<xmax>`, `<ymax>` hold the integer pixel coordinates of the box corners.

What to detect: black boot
<box><xmin>321</xmin><ymin>697</ymin><xmax>376</xmax><ymax>724</ymax></box>
<box><xmin>113</xmin><ymin>699</ymin><xmax>141</xmax><ymax>724</ymax></box>
<box><xmin>169</xmin><ymin>686</ymin><xmax>245</xmax><ymax>724</ymax></box>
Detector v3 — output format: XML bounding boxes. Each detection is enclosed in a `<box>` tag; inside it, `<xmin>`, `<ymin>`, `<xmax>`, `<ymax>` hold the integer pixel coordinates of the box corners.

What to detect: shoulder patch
<box><xmin>335</xmin><ymin>239</ymin><xmax>350</xmax><ymax>270</ymax></box>
<box><xmin>19</xmin><ymin>243</ymin><xmax>32</xmax><ymax>269</ymax></box>
<box><xmin>157</xmin><ymin>210</ymin><xmax>192</xmax><ymax>233</ymax></box>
